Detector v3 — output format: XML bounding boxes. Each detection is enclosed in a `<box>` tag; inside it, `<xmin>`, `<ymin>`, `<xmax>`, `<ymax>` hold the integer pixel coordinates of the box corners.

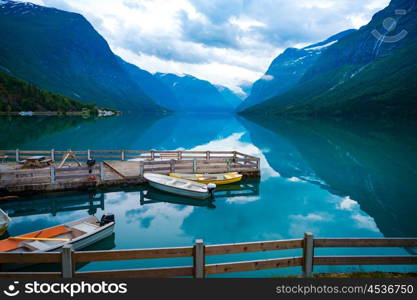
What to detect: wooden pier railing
<box><xmin>0</xmin><ymin>233</ymin><xmax>416</xmax><ymax>278</ymax></box>
<box><xmin>0</xmin><ymin>149</ymin><xmax>259</xmax><ymax>165</ymax></box>
<box><xmin>0</xmin><ymin>150</ymin><xmax>260</xmax><ymax>189</ymax></box>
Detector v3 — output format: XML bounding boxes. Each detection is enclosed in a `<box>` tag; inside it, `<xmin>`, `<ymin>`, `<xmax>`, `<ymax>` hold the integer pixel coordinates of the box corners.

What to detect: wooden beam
<box><xmin>205</xmin><ymin>257</ymin><xmax>302</xmax><ymax>275</ymax></box>
<box><xmin>314</xmin><ymin>256</ymin><xmax>417</xmax><ymax>266</ymax></box>
<box><xmin>75</xmin><ymin>266</ymin><xmax>193</xmax><ymax>278</ymax></box>
<box><xmin>205</xmin><ymin>239</ymin><xmax>303</xmax><ymax>256</ymax></box>
<box><xmin>314</xmin><ymin>238</ymin><xmax>417</xmax><ymax>248</ymax></box>
<box><xmin>73</xmin><ymin>247</ymin><xmax>194</xmax><ymax>263</ymax></box>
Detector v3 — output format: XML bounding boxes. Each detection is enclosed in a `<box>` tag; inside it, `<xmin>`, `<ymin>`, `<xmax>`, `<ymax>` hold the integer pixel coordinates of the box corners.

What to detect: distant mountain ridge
<box><xmin>243</xmin><ymin>0</ymin><xmax>417</xmax><ymax>117</ymax></box>
<box><xmin>154</xmin><ymin>73</ymin><xmax>241</xmax><ymax>112</ymax></box>
<box><xmin>238</xmin><ymin>29</ymin><xmax>356</xmax><ymax>112</ymax></box>
<box><xmin>0</xmin><ymin>0</ymin><xmax>163</xmax><ymax>112</ymax></box>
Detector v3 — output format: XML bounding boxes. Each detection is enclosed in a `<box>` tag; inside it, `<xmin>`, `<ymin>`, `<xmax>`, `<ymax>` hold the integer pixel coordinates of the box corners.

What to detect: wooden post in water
<box><xmin>15</xmin><ymin>149</ymin><xmax>19</xmax><ymax>162</ymax></box>
<box><xmin>139</xmin><ymin>162</ymin><xmax>144</xmax><ymax>176</ymax></box>
<box><xmin>61</xmin><ymin>244</ymin><xmax>74</xmax><ymax>278</ymax></box>
<box><xmin>100</xmin><ymin>162</ymin><xmax>105</xmax><ymax>181</ymax></box>
<box><xmin>170</xmin><ymin>159</ymin><xmax>175</xmax><ymax>173</ymax></box>
<box><xmin>303</xmin><ymin>232</ymin><xmax>314</xmax><ymax>278</ymax></box>
<box><xmin>50</xmin><ymin>165</ymin><xmax>56</xmax><ymax>184</ymax></box>
<box><xmin>193</xmin><ymin>239</ymin><xmax>205</xmax><ymax>278</ymax></box>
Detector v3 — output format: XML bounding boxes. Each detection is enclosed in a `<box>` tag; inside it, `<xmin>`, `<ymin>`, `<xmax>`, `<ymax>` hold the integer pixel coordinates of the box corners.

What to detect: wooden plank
<box><xmin>18</xmin><ymin>150</ymin><xmax>50</xmax><ymax>154</ymax></box>
<box><xmin>1</xmin><ymin>177</ymin><xmax>51</xmax><ymax>185</ymax></box>
<box><xmin>0</xmin><ymin>252</ymin><xmax>61</xmax><ymax>263</ymax></box>
<box><xmin>205</xmin><ymin>257</ymin><xmax>302</xmax><ymax>275</ymax></box>
<box><xmin>73</xmin><ymin>247</ymin><xmax>194</xmax><ymax>262</ymax></box>
<box><xmin>0</xmin><ymin>168</ymin><xmax>50</xmax><ymax>175</ymax></box>
<box><xmin>314</xmin><ymin>256</ymin><xmax>417</xmax><ymax>266</ymax></box>
<box><xmin>55</xmin><ymin>174</ymin><xmax>94</xmax><ymax>180</ymax></box>
<box><xmin>55</xmin><ymin>167</ymin><xmax>95</xmax><ymax>173</ymax></box>
<box><xmin>103</xmin><ymin>161</ymin><xmax>127</xmax><ymax>179</ymax></box>
<box><xmin>0</xmin><ymin>272</ymin><xmax>61</xmax><ymax>278</ymax></box>
<box><xmin>90</xmin><ymin>150</ymin><xmax>122</xmax><ymax>154</ymax></box>
<box><xmin>314</xmin><ymin>238</ymin><xmax>417</xmax><ymax>248</ymax></box>
<box><xmin>75</xmin><ymin>266</ymin><xmax>193</xmax><ymax>278</ymax></box>
<box><xmin>205</xmin><ymin>239</ymin><xmax>303</xmax><ymax>256</ymax></box>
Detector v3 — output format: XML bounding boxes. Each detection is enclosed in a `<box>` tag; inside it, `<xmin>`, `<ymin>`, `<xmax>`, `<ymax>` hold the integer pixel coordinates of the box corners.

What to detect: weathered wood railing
<box><xmin>0</xmin><ymin>149</ymin><xmax>259</xmax><ymax>165</ymax></box>
<box><xmin>0</xmin><ymin>165</ymin><xmax>101</xmax><ymax>187</ymax></box>
<box><xmin>0</xmin><ymin>234</ymin><xmax>416</xmax><ymax>278</ymax></box>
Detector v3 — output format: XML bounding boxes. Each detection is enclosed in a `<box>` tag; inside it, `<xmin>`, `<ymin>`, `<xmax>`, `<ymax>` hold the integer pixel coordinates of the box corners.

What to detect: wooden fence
<box><xmin>1</xmin><ymin>233</ymin><xmax>416</xmax><ymax>278</ymax></box>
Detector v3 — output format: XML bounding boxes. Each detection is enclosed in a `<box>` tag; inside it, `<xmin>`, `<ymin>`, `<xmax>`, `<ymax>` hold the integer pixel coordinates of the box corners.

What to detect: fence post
<box><xmin>50</xmin><ymin>164</ymin><xmax>56</xmax><ymax>184</ymax></box>
<box><xmin>51</xmin><ymin>149</ymin><xmax>55</xmax><ymax>162</ymax></box>
<box><xmin>121</xmin><ymin>150</ymin><xmax>125</xmax><ymax>161</ymax></box>
<box><xmin>87</xmin><ymin>149</ymin><xmax>91</xmax><ymax>160</ymax></box>
<box><xmin>139</xmin><ymin>162</ymin><xmax>144</xmax><ymax>176</ymax></box>
<box><xmin>100</xmin><ymin>162</ymin><xmax>105</xmax><ymax>181</ymax></box>
<box><xmin>303</xmin><ymin>232</ymin><xmax>314</xmax><ymax>278</ymax></box>
<box><xmin>15</xmin><ymin>149</ymin><xmax>19</xmax><ymax>162</ymax></box>
<box><xmin>61</xmin><ymin>244</ymin><xmax>74</xmax><ymax>278</ymax></box>
<box><xmin>150</xmin><ymin>150</ymin><xmax>155</xmax><ymax>160</ymax></box>
<box><xmin>193</xmin><ymin>239</ymin><xmax>205</xmax><ymax>278</ymax></box>
<box><xmin>206</xmin><ymin>151</ymin><xmax>210</xmax><ymax>160</ymax></box>
<box><xmin>170</xmin><ymin>159</ymin><xmax>175</xmax><ymax>173</ymax></box>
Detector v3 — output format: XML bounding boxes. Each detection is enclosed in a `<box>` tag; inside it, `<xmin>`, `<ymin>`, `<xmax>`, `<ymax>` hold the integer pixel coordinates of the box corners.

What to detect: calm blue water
<box><xmin>1</xmin><ymin>114</ymin><xmax>417</xmax><ymax>277</ymax></box>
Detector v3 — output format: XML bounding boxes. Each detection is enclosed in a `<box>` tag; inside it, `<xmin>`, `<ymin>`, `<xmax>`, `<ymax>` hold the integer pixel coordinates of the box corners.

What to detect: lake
<box><xmin>1</xmin><ymin>113</ymin><xmax>417</xmax><ymax>277</ymax></box>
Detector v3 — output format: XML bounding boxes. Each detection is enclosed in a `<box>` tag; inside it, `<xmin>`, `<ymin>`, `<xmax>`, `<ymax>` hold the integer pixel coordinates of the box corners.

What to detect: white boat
<box><xmin>0</xmin><ymin>208</ymin><xmax>11</xmax><ymax>236</ymax></box>
<box><xmin>144</xmin><ymin>173</ymin><xmax>216</xmax><ymax>199</ymax></box>
<box><xmin>0</xmin><ymin>214</ymin><xmax>115</xmax><ymax>253</ymax></box>
<box><xmin>18</xmin><ymin>111</ymin><xmax>33</xmax><ymax>116</ymax></box>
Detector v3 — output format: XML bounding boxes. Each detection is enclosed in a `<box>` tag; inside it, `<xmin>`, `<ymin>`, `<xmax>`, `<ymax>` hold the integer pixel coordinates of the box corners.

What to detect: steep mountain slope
<box><xmin>243</xmin><ymin>0</ymin><xmax>417</xmax><ymax>117</ymax></box>
<box><xmin>117</xmin><ymin>57</ymin><xmax>179</xmax><ymax>111</ymax></box>
<box><xmin>238</xmin><ymin>30</ymin><xmax>355</xmax><ymax>112</ymax></box>
<box><xmin>155</xmin><ymin>73</ymin><xmax>238</xmax><ymax>112</ymax></box>
<box><xmin>0</xmin><ymin>72</ymin><xmax>97</xmax><ymax>112</ymax></box>
<box><xmin>0</xmin><ymin>0</ymin><xmax>163</xmax><ymax>112</ymax></box>
<box><xmin>215</xmin><ymin>85</ymin><xmax>242</xmax><ymax>110</ymax></box>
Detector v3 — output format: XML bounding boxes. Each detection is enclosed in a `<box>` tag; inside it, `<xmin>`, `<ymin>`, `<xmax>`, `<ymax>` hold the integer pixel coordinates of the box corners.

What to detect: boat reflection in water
<box><xmin>140</xmin><ymin>188</ymin><xmax>216</xmax><ymax>209</ymax></box>
<box><xmin>140</xmin><ymin>178</ymin><xmax>260</xmax><ymax>209</ymax></box>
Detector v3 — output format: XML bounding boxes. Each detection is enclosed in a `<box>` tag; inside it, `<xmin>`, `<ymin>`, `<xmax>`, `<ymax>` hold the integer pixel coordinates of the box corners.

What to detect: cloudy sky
<box><xmin>29</xmin><ymin>0</ymin><xmax>390</xmax><ymax>94</ymax></box>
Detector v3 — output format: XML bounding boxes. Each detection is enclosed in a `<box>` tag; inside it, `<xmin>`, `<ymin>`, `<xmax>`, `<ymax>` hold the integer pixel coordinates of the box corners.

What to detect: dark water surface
<box><xmin>1</xmin><ymin>114</ymin><xmax>416</xmax><ymax>277</ymax></box>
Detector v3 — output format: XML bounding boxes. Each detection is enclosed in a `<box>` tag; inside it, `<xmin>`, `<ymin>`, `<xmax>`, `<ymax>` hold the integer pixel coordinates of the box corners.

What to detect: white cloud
<box><xmin>261</xmin><ymin>74</ymin><xmax>274</xmax><ymax>81</ymax></box>
<box><xmin>26</xmin><ymin>0</ymin><xmax>390</xmax><ymax>91</ymax></box>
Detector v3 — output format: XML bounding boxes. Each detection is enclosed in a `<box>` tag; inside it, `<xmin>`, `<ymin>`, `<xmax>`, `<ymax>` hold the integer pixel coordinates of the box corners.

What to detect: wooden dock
<box><xmin>0</xmin><ymin>150</ymin><xmax>260</xmax><ymax>195</ymax></box>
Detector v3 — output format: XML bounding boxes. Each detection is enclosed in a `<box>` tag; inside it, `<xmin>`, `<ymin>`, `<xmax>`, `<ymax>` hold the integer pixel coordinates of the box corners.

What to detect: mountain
<box><xmin>154</xmin><ymin>73</ymin><xmax>239</xmax><ymax>112</ymax></box>
<box><xmin>242</xmin><ymin>0</ymin><xmax>417</xmax><ymax>117</ymax></box>
<box><xmin>0</xmin><ymin>71</ymin><xmax>97</xmax><ymax>112</ymax></box>
<box><xmin>215</xmin><ymin>85</ymin><xmax>242</xmax><ymax>110</ymax></box>
<box><xmin>0</xmin><ymin>0</ymin><xmax>163</xmax><ymax>112</ymax></box>
<box><xmin>116</xmin><ymin>57</ymin><xmax>180</xmax><ymax>111</ymax></box>
<box><xmin>238</xmin><ymin>30</ymin><xmax>355</xmax><ymax>112</ymax></box>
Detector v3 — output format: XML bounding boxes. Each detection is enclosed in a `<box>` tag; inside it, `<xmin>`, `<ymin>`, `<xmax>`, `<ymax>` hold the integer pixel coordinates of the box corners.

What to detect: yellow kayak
<box><xmin>169</xmin><ymin>172</ymin><xmax>242</xmax><ymax>185</ymax></box>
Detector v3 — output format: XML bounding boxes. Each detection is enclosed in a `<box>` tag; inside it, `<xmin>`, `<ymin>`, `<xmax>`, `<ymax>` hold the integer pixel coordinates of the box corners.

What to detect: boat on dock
<box><xmin>144</xmin><ymin>173</ymin><xmax>216</xmax><ymax>199</ymax></box>
<box><xmin>0</xmin><ymin>209</ymin><xmax>11</xmax><ymax>236</ymax></box>
<box><xmin>169</xmin><ymin>172</ymin><xmax>243</xmax><ymax>185</ymax></box>
<box><xmin>0</xmin><ymin>214</ymin><xmax>115</xmax><ymax>253</ymax></box>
